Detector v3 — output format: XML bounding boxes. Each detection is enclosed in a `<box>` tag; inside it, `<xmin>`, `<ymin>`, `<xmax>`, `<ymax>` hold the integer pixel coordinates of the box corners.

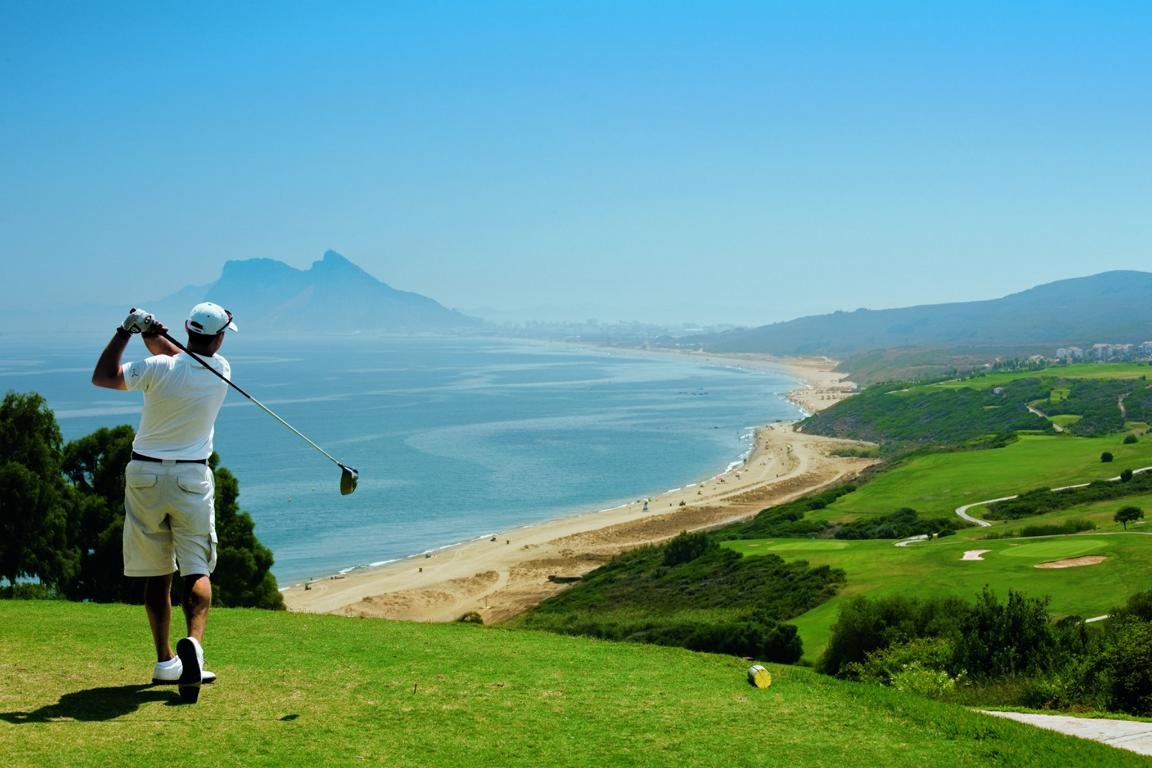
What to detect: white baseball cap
<box><xmin>186</xmin><ymin>302</ymin><xmax>239</xmax><ymax>335</ymax></box>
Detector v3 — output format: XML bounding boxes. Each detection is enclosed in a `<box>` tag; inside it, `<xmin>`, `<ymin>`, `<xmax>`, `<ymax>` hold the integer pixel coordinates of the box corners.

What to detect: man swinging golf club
<box><xmin>92</xmin><ymin>302</ymin><xmax>238</xmax><ymax>704</ymax></box>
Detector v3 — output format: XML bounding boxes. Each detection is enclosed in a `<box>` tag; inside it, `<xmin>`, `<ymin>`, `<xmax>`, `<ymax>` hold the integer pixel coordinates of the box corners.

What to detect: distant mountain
<box><xmin>145</xmin><ymin>251</ymin><xmax>481</xmax><ymax>333</ymax></box>
<box><xmin>685</xmin><ymin>271</ymin><xmax>1152</xmax><ymax>357</ymax></box>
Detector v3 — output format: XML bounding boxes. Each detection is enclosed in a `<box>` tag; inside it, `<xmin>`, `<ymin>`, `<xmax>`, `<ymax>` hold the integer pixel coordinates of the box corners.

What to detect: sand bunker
<box><xmin>1034</xmin><ymin>556</ymin><xmax>1107</xmax><ymax>569</ymax></box>
<box><xmin>962</xmin><ymin>550</ymin><xmax>991</xmax><ymax>561</ymax></box>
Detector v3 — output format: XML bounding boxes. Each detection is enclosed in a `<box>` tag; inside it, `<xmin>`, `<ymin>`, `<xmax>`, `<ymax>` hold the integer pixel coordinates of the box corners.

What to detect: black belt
<box><xmin>132</xmin><ymin>451</ymin><xmax>208</xmax><ymax>465</ymax></box>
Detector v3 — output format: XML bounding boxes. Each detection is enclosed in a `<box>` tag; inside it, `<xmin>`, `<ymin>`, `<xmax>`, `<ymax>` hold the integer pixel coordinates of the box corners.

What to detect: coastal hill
<box><xmin>146</xmin><ymin>250</ymin><xmax>481</xmax><ymax>333</ymax></box>
<box><xmin>683</xmin><ymin>270</ymin><xmax>1152</xmax><ymax>358</ymax></box>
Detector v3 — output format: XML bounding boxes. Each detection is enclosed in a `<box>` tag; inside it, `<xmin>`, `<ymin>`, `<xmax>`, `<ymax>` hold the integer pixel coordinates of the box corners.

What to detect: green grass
<box><xmin>926</xmin><ymin>363</ymin><xmax>1152</xmax><ymax>391</ymax></box>
<box><xmin>816</xmin><ymin>433</ymin><xmax>1152</xmax><ymax>521</ymax></box>
<box><xmin>2</xmin><ymin>601</ymin><xmax>1147</xmax><ymax>768</ymax></box>
<box><xmin>751</xmin><ymin>423</ymin><xmax>1152</xmax><ymax>662</ymax></box>
<box><xmin>728</xmin><ymin>531</ymin><xmax>1152</xmax><ymax>663</ymax></box>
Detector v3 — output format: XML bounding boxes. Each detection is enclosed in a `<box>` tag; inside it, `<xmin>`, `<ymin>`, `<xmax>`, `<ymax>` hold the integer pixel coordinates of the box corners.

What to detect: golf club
<box><xmin>160</xmin><ymin>331</ymin><xmax>359</xmax><ymax>495</ymax></box>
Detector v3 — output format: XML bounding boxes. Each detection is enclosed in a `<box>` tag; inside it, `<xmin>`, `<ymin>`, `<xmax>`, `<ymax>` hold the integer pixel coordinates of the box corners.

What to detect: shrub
<box><xmin>890</xmin><ymin>662</ymin><xmax>964</xmax><ymax>700</ymax></box>
<box><xmin>951</xmin><ymin>587</ymin><xmax>1055</xmax><ymax>681</ymax></box>
<box><xmin>684</xmin><ymin>614</ymin><xmax>803</xmax><ymax>663</ymax></box>
<box><xmin>663</xmin><ymin>531</ymin><xmax>715</xmax><ymax>566</ymax></box>
<box><xmin>1018</xmin><ymin>519</ymin><xmax>1095</xmax><ymax>537</ymax></box>
<box><xmin>819</xmin><ymin>594</ymin><xmax>967</xmax><ymax>677</ymax></box>
<box><xmin>1088</xmin><ymin>618</ymin><xmax>1152</xmax><ymax>716</ymax></box>
<box><xmin>1101</xmin><ymin>451</ymin><xmax>1114</xmax><ymax>463</ymax></box>
<box><xmin>1119</xmin><ymin>590</ymin><xmax>1152</xmax><ymax>622</ymax></box>
<box><xmin>847</xmin><ymin>637</ymin><xmax>954</xmax><ymax>687</ymax></box>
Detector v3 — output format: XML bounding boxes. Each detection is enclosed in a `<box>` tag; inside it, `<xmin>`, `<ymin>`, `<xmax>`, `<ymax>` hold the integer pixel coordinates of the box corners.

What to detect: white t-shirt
<box><xmin>123</xmin><ymin>353</ymin><xmax>231</xmax><ymax>460</ymax></box>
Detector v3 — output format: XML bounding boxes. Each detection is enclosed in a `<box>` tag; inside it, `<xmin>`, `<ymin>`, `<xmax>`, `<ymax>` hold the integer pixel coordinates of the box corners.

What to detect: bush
<box><xmin>1088</xmin><ymin>618</ymin><xmax>1152</xmax><ymax>716</ymax></box>
<box><xmin>662</xmin><ymin>531</ymin><xmax>715</xmax><ymax>566</ymax></box>
<box><xmin>890</xmin><ymin>662</ymin><xmax>964</xmax><ymax>700</ymax></box>
<box><xmin>0</xmin><ymin>582</ymin><xmax>61</xmax><ymax>600</ymax></box>
<box><xmin>1017</xmin><ymin>519</ymin><xmax>1095</xmax><ymax>537</ymax></box>
<box><xmin>682</xmin><ymin>614</ymin><xmax>803</xmax><ymax>663</ymax></box>
<box><xmin>819</xmin><ymin>594</ymin><xmax>967</xmax><ymax>677</ymax></box>
<box><xmin>1101</xmin><ymin>451</ymin><xmax>1114</xmax><ymax>463</ymax></box>
<box><xmin>952</xmin><ymin>587</ymin><xmax>1055</xmax><ymax>681</ymax></box>
<box><xmin>847</xmin><ymin>637</ymin><xmax>954</xmax><ymax>687</ymax></box>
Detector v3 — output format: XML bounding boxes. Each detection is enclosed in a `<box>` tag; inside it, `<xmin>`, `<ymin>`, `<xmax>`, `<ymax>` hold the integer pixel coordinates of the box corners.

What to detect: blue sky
<box><xmin>2</xmin><ymin>1</ymin><xmax>1149</xmax><ymax>326</ymax></box>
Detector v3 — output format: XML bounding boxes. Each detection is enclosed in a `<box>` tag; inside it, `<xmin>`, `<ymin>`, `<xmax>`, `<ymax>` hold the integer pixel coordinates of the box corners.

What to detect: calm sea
<box><xmin>5</xmin><ymin>334</ymin><xmax>802</xmax><ymax>585</ymax></box>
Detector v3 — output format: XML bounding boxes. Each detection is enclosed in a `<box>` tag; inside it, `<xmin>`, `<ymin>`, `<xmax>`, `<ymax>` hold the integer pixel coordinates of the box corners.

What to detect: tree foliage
<box><xmin>1114</xmin><ymin>505</ymin><xmax>1144</xmax><ymax>531</ymax></box>
<box><xmin>951</xmin><ymin>587</ymin><xmax>1055</xmax><ymax>680</ymax></box>
<box><xmin>59</xmin><ymin>425</ymin><xmax>135</xmax><ymax>601</ymax></box>
<box><xmin>0</xmin><ymin>392</ymin><xmax>78</xmax><ymax>588</ymax></box>
<box><xmin>662</xmin><ymin>530</ymin><xmax>715</xmax><ymax>566</ymax></box>
<box><xmin>817</xmin><ymin>594</ymin><xmax>968</xmax><ymax>677</ymax></box>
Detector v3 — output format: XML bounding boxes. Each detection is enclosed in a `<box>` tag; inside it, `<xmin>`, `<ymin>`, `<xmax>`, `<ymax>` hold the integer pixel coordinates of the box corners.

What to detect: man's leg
<box><xmin>177</xmin><ymin>574</ymin><xmax>212</xmax><ymax>702</ymax></box>
<box><xmin>144</xmin><ymin>574</ymin><xmax>175</xmax><ymax>662</ymax></box>
<box><xmin>182</xmin><ymin>574</ymin><xmax>212</xmax><ymax>643</ymax></box>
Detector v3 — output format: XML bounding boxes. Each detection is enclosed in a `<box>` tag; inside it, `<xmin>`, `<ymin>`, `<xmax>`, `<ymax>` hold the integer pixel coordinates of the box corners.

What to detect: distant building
<box><xmin>1057</xmin><ymin>343</ymin><xmax>1150</xmax><ymax>363</ymax></box>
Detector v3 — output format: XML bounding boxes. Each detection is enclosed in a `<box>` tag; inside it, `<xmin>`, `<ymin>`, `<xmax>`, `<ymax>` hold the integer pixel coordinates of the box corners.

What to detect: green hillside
<box><xmin>1</xmin><ymin>601</ymin><xmax>1146</xmax><ymax>768</ymax></box>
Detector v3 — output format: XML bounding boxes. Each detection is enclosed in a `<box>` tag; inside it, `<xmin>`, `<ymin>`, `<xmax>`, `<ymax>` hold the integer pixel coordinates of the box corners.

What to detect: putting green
<box><xmin>997</xmin><ymin>538</ymin><xmax>1110</xmax><ymax>560</ymax></box>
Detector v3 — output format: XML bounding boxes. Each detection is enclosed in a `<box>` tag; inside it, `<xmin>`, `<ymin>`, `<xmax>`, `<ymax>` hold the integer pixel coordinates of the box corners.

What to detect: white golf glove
<box><xmin>121</xmin><ymin>308</ymin><xmax>156</xmax><ymax>335</ymax></box>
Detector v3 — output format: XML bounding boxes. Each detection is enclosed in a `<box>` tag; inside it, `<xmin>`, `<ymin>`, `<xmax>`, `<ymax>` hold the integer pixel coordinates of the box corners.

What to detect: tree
<box><xmin>1101</xmin><ymin>451</ymin><xmax>1114</xmax><ymax>463</ymax></box>
<box><xmin>60</xmin><ymin>425</ymin><xmax>136</xmax><ymax>602</ymax></box>
<box><xmin>0</xmin><ymin>392</ymin><xmax>78</xmax><ymax>589</ymax></box>
<box><xmin>1115</xmin><ymin>506</ymin><xmax>1144</xmax><ymax>531</ymax></box>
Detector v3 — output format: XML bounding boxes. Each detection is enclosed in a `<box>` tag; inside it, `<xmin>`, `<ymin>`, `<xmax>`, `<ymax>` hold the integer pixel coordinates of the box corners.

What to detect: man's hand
<box><xmin>121</xmin><ymin>308</ymin><xmax>156</xmax><ymax>335</ymax></box>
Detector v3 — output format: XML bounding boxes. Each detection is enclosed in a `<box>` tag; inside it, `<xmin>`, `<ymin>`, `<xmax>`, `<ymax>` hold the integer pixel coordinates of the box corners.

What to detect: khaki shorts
<box><xmin>123</xmin><ymin>460</ymin><xmax>218</xmax><ymax>578</ymax></box>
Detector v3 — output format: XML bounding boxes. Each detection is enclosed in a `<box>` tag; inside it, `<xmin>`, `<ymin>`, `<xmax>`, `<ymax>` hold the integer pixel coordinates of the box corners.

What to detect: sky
<box><xmin>2</xmin><ymin>1</ymin><xmax>1150</xmax><ymax>327</ymax></box>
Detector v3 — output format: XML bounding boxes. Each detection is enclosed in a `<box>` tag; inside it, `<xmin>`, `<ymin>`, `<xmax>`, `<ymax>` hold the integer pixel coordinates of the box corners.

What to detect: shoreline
<box><xmin>282</xmin><ymin>353</ymin><xmax>873</xmax><ymax>621</ymax></box>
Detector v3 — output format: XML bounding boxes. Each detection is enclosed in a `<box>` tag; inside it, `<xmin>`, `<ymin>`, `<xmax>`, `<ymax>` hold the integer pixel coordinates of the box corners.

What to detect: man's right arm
<box><xmin>92</xmin><ymin>329</ymin><xmax>130</xmax><ymax>390</ymax></box>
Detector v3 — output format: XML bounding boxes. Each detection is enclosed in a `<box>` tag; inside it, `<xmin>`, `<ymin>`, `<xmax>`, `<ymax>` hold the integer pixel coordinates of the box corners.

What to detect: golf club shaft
<box><xmin>160</xmin><ymin>331</ymin><xmax>356</xmax><ymax>474</ymax></box>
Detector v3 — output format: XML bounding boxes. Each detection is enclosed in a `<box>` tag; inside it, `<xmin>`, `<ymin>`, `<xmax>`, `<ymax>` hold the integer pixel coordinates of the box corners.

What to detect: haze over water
<box><xmin>9</xmin><ymin>335</ymin><xmax>803</xmax><ymax>585</ymax></box>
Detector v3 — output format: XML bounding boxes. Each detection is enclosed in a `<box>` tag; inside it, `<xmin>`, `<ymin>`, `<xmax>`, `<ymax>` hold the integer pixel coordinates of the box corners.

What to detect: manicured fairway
<box><xmin>925</xmin><ymin>364</ymin><xmax>1152</xmax><ymax>391</ymax></box>
<box><xmin>728</xmin><ymin>532</ymin><xmax>1152</xmax><ymax>663</ymax></box>
<box><xmin>816</xmin><ymin>433</ymin><xmax>1152</xmax><ymax>521</ymax></box>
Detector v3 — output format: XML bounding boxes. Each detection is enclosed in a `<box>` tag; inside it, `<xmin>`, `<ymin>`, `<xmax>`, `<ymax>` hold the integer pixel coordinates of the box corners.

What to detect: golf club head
<box><xmin>340</xmin><ymin>466</ymin><xmax>359</xmax><ymax>496</ymax></box>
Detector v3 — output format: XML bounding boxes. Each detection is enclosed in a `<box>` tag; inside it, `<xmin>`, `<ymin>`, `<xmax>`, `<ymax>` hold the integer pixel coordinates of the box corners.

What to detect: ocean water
<box><xmin>4</xmin><ymin>334</ymin><xmax>803</xmax><ymax>585</ymax></box>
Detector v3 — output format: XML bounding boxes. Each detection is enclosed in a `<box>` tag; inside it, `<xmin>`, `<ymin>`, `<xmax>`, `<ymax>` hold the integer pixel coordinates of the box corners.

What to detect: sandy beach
<box><xmin>283</xmin><ymin>354</ymin><xmax>875</xmax><ymax>622</ymax></box>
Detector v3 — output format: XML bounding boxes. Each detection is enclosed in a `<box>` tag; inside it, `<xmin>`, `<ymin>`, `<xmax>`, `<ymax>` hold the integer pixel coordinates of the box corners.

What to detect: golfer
<box><xmin>92</xmin><ymin>302</ymin><xmax>238</xmax><ymax>703</ymax></box>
